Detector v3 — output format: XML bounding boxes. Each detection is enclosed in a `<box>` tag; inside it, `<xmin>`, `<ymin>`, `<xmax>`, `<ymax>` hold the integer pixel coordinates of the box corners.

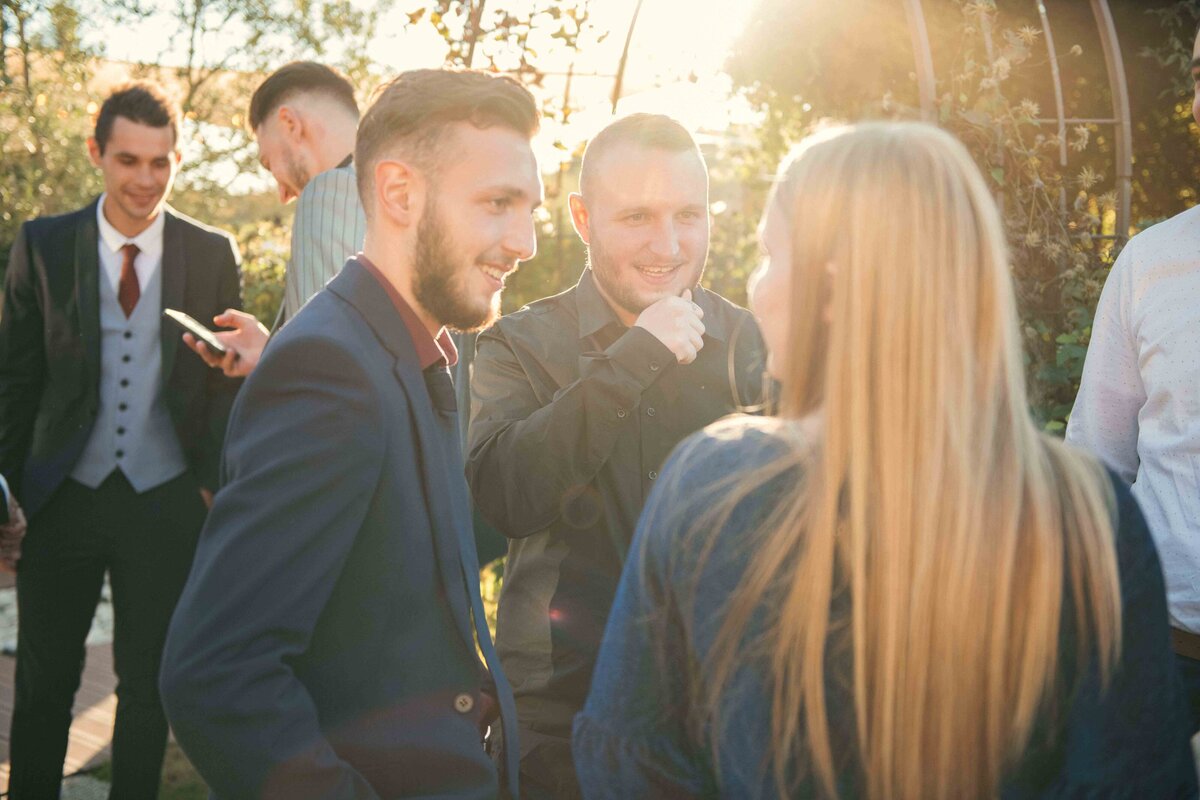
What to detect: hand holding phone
<box><xmin>175</xmin><ymin>308</ymin><xmax>270</xmax><ymax>378</ymax></box>
<box><xmin>164</xmin><ymin>309</ymin><xmax>228</xmax><ymax>354</ymax></box>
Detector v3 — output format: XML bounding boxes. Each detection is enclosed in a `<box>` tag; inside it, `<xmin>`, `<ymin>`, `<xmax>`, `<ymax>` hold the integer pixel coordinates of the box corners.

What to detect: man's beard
<box><xmin>412</xmin><ymin>199</ymin><xmax>499</xmax><ymax>333</ymax></box>
<box><xmin>586</xmin><ymin>236</ymin><xmax>646</xmax><ymax>319</ymax></box>
<box><xmin>284</xmin><ymin>149</ymin><xmax>311</xmax><ymax>194</ymax></box>
<box><xmin>586</xmin><ymin>236</ymin><xmax>704</xmax><ymax>319</ymax></box>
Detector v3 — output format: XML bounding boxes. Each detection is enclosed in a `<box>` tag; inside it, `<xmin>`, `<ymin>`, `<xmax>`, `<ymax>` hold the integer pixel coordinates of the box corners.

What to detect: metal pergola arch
<box><xmin>902</xmin><ymin>0</ymin><xmax>1134</xmax><ymax>240</ymax></box>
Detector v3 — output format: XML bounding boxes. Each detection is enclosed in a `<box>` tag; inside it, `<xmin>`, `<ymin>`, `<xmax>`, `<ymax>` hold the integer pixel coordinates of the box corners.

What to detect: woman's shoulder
<box><xmin>662</xmin><ymin>415</ymin><xmax>804</xmax><ymax>489</ymax></box>
<box><xmin>640</xmin><ymin>416</ymin><xmax>806</xmax><ymax>569</ymax></box>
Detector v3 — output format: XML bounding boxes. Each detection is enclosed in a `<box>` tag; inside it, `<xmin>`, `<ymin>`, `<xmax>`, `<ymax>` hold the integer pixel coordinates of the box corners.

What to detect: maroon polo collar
<box><xmin>357</xmin><ymin>255</ymin><xmax>458</xmax><ymax>370</ymax></box>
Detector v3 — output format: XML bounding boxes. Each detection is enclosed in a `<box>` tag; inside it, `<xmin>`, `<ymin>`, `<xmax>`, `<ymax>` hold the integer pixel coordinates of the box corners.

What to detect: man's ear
<box><xmin>86</xmin><ymin>136</ymin><xmax>102</xmax><ymax>167</ymax></box>
<box><xmin>277</xmin><ymin>105</ymin><xmax>303</xmax><ymax>142</ymax></box>
<box><xmin>568</xmin><ymin>192</ymin><xmax>590</xmax><ymax>245</ymax></box>
<box><xmin>374</xmin><ymin>160</ymin><xmax>423</xmax><ymax>229</ymax></box>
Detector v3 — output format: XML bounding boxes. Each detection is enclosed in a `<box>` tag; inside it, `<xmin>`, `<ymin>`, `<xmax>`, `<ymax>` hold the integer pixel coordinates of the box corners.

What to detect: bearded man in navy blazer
<box><xmin>160</xmin><ymin>68</ymin><xmax>542</xmax><ymax>799</ymax></box>
<box><xmin>0</xmin><ymin>82</ymin><xmax>242</xmax><ymax>798</ymax></box>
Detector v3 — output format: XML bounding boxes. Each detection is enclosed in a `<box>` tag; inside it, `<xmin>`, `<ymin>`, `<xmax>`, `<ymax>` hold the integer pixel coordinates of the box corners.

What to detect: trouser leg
<box><xmin>106</xmin><ymin>472</ymin><xmax>205</xmax><ymax>800</ymax></box>
<box><xmin>517</xmin><ymin>727</ymin><xmax>584</xmax><ymax>800</ymax></box>
<box><xmin>1176</xmin><ymin>652</ymin><xmax>1200</xmax><ymax>735</ymax></box>
<box><xmin>9</xmin><ymin>480</ymin><xmax>108</xmax><ymax>800</ymax></box>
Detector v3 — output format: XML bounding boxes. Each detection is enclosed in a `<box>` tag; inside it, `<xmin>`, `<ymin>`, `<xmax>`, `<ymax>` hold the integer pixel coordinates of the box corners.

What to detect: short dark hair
<box><xmin>94</xmin><ymin>81</ymin><xmax>181</xmax><ymax>155</ymax></box>
<box><xmin>579</xmin><ymin>113</ymin><xmax>701</xmax><ymax>197</ymax></box>
<box><xmin>355</xmin><ymin>68</ymin><xmax>540</xmax><ymax>214</ymax></box>
<box><xmin>248</xmin><ymin>61</ymin><xmax>358</xmax><ymax>132</ymax></box>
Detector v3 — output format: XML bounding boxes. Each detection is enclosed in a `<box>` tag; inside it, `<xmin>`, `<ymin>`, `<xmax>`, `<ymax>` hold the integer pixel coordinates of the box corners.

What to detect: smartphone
<box><xmin>164</xmin><ymin>309</ymin><xmax>228</xmax><ymax>355</ymax></box>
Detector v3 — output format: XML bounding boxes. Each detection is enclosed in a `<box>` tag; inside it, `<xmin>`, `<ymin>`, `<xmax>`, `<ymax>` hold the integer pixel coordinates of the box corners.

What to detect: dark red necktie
<box><xmin>118</xmin><ymin>243</ymin><xmax>140</xmax><ymax>318</ymax></box>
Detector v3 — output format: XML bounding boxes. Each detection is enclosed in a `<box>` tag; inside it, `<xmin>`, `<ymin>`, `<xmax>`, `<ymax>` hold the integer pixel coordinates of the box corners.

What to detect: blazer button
<box><xmin>616</xmin><ymin>409</ymin><xmax>627</xmax><ymax>419</ymax></box>
<box><xmin>454</xmin><ymin>693</ymin><xmax>475</xmax><ymax>714</ymax></box>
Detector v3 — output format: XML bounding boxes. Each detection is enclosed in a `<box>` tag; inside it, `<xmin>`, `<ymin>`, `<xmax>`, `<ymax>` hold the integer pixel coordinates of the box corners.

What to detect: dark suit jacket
<box><xmin>160</xmin><ymin>259</ymin><xmax>519</xmax><ymax>799</ymax></box>
<box><xmin>0</xmin><ymin>198</ymin><xmax>242</xmax><ymax>515</ymax></box>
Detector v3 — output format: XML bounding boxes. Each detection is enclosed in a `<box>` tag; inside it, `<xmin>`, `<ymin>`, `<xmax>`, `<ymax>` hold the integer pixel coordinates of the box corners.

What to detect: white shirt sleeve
<box><xmin>1065</xmin><ymin>243</ymin><xmax>1145</xmax><ymax>485</ymax></box>
<box><xmin>283</xmin><ymin>167</ymin><xmax>367</xmax><ymax>319</ymax></box>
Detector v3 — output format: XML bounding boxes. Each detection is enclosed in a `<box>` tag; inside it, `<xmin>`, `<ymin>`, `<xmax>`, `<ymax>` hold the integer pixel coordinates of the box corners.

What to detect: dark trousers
<box><xmin>1177</xmin><ymin>652</ymin><xmax>1200</xmax><ymax>735</ymax></box>
<box><xmin>515</xmin><ymin>727</ymin><xmax>583</xmax><ymax>800</ymax></box>
<box><xmin>8</xmin><ymin>471</ymin><xmax>205</xmax><ymax>800</ymax></box>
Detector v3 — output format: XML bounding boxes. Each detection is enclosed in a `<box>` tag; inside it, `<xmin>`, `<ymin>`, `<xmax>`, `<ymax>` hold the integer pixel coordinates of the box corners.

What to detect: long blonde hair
<box><xmin>699</xmin><ymin>123</ymin><xmax>1121</xmax><ymax>799</ymax></box>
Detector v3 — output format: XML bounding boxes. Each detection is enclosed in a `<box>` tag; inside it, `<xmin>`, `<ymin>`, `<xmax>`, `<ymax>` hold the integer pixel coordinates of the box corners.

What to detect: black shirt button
<box><xmin>115</xmin><ymin>450</ymin><xmax>124</xmax><ymax>459</ymax></box>
<box><xmin>120</xmin><ymin>379</ymin><xmax>129</xmax><ymax>388</ymax></box>
<box><xmin>123</xmin><ymin>331</ymin><xmax>132</xmax><ymax>339</ymax></box>
<box><xmin>118</xmin><ymin>403</ymin><xmax>128</xmax><ymax>412</ymax></box>
<box><xmin>616</xmin><ymin>409</ymin><xmax>627</xmax><ymax>419</ymax></box>
<box><xmin>117</xmin><ymin>427</ymin><xmax>125</xmax><ymax>435</ymax></box>
<box><xmin>646</xmin><ymin>407</ymin><xmax>656</xmax><ymax>417</ymax></box>
<box><xmin>122</xmin><ymin>355</ymin><xmax>131</xmax><ymax>363</ymax></box>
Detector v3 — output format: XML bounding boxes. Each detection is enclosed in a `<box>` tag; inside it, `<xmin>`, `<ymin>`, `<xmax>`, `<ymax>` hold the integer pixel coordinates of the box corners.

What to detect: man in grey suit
<box><xmin>160</xmin><ymin>67</ymin><xmax>543</xmax><ymax>799</ymax></box>
<box><xmin>0</xmin><ymin>81</ymin><xmax>241</xmax><ymax>798</ymax></box>
<box><xmin>185</xmin><ymin>61</ymin><xmax>365</xmax><ymax>376</ymax></box>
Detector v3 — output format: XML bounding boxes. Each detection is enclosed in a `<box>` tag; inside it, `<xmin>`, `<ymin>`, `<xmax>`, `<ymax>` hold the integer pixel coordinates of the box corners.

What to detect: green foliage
<box><xmin>235</xmin><ymin>219</ymin><xmax>288</xmax><ymax>326</ymax></box>
<box><xmin>0</xmin><ymin>3</ymin><xmax>104</xmax><ymax>273</ymax></box>
<box><xmin>727</xmin><ymin>0</ymin><xmax>1200</xmax><ymax>433</ymax></box>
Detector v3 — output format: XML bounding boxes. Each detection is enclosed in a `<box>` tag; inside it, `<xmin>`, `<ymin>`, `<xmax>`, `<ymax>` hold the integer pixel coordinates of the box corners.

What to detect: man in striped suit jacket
<box><xmin>183</xmin><ymin>62</ymin><xmax>366</xmax><ymax>376</ymax></box>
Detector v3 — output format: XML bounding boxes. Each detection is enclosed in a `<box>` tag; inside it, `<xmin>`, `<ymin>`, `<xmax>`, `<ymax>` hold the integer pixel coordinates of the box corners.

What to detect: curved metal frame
<box><xmin>903</xmin><ymin>0</ymin><xmax>1134</xmax><ymax>241</ymax></box>
<box><xmin>1091</xmin><ymin>0</ymin><xmax>1133</xmax><ymax>237</ymax></box>
<box><xmin>902</xmin><ymin>0</ymin><xmax>937</xmax><ymax>122</ymax></box>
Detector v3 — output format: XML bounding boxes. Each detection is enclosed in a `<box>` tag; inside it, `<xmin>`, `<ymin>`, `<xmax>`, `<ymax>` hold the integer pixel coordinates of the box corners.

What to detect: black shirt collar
<box><xmin>574</xmin><ymin>267</ymin><xmax>728</xmax><ymax>342</ymax></box>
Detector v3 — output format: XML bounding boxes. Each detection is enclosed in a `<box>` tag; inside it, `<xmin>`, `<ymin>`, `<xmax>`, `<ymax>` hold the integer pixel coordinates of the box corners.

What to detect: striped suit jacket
<box><xmin>280</xmin><ymin>161</ymin><xmax>366</xmax><ymax>325</ymax></box>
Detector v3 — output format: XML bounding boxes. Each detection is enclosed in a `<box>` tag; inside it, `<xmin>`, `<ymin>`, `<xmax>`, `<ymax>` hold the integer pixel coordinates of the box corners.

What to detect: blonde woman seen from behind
<box><xmin>572</xmin><ymin>122</ymin><xmax>1197</xmax><ymax>799</ymax></box>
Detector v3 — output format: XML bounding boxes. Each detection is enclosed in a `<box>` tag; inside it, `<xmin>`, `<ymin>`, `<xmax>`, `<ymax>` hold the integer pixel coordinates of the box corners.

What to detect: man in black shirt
<box><xmin>466</xmin><ymin>113</ymin><xmax>765</xmax><ymax>799</ymax></box>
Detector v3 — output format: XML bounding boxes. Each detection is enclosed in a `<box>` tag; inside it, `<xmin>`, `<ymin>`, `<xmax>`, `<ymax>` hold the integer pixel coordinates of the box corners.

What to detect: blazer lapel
<box><xmin>159</xmin><ymin>210</ymin><xmax>186</xmax><ymax>388</ymax></box>
<box><xmin>332</xmin><ymin>261</ymin><xmax>519</xmax><ymax>796</ymax></box>
<box><xmin>392</xmin><ymin>360</ymin><xmax>478</xmax><ymax>654</ymax></box>
<box><xmin>394</xmin><ymin>356</ymin><xmax>521</xmax><ymax>796</ymax></box>
<box><xmin>328</xmin><ymin>262</ymin><xmax>477</xmax><ymax>654</ymax></box>
<box><xmin>75</xmin><ymin>201</ymin><xmax>101</xmax><ymax>391</ymax></box>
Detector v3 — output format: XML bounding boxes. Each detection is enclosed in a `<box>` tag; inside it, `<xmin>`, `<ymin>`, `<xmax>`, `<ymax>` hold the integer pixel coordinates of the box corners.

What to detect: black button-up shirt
<box><xmin>466</xmin><ymin>268</ymin><xmax>766</xmax><ymax>736</ymax></box>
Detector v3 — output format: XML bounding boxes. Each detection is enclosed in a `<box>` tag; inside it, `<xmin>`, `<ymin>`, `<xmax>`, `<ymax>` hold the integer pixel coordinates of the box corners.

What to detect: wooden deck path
<box><xmin>0</xmin><ymin>644</ymin><xmax>117</xmax><ymax>792</ymax></box>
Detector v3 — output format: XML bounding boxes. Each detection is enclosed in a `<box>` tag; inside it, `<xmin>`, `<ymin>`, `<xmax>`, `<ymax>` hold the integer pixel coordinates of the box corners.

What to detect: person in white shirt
<box><xmin>1067</xmin><ymin>23</ymin><xmax>1200</xmax><ymax>733</ymax></box>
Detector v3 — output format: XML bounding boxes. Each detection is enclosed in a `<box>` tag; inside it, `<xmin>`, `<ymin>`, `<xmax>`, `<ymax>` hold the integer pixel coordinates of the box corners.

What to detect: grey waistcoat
<box><xmin>70</xmin><ymin>263</ymin><xmax>187</xmax><ymax>491</ymax></box>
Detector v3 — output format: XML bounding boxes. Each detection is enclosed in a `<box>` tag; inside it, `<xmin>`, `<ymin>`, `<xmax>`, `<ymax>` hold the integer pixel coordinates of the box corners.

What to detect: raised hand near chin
<box><xmin>633</xmin><ymin>288</ymin><xmax>706</xmax><ymax>365</ymax></box>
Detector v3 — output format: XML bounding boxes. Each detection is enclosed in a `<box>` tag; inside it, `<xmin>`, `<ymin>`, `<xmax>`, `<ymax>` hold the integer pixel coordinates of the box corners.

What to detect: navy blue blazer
<box><xmin>160</xmin><ymin>258</ymin><xmax>519</xmax><ymax>799</ymax></box>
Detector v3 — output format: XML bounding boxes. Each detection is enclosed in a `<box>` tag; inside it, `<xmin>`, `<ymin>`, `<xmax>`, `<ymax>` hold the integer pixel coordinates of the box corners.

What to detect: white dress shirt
<box><xmin>1067</xmin><ymin>203</ymin><xmax>1200</xmax><ymax>632</ymax></box>
<box><xmin>96</xmin><ymin>193</ymin><xmax>164</xmax><ymax>295</ymax></box>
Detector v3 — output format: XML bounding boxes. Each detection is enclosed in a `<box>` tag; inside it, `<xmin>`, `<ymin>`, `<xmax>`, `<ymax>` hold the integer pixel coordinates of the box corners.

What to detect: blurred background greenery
<box><xmin>6</xmin><ymin>0</ymin><xmax>1200</xmax><ymax>793</ymax></box>
<box><xmin>4</xmin><ymin>1</ymin><xmax>1200</xmax><ymax>431</ymax></box>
